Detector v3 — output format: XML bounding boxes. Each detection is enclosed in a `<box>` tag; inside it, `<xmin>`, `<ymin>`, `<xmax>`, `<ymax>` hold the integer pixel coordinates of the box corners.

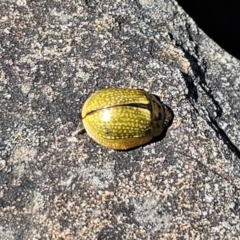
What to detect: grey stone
<box><xmin>0</xmin><ymin>0</ymin><xmax>239</xmax><ymax>239</ymax></box>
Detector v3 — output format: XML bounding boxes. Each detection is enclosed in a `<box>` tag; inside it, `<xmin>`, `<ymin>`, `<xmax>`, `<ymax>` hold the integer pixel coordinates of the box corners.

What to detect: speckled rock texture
<box><xmin>0</xmin><ymin>0</ymin><xmax>240</xmax><ymax>239</ymax></box>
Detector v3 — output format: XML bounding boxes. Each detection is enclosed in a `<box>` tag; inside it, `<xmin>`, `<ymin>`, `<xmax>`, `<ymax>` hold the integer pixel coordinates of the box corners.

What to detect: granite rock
<box><xmin>0</xmin><ymin>0</ymin><xmax>240</xmax><ymax>239</ymax></box>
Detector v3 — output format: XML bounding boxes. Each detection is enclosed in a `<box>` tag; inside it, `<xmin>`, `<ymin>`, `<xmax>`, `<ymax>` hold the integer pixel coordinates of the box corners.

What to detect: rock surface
<box><xmin>0</xmin><ymin>0</ymin><xmax>240</xmax><ymax>239</ymax></box>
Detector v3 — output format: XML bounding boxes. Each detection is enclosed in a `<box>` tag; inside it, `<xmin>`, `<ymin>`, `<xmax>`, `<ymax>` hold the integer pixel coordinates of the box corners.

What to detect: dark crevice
<box><xmin>207</xmin><ymin>114</ymin><xmax>240</xmax><ymax>159</ymax></box>
<box><xmin>177</xmin><ymin>41</ymin><xmax>237</xmax><ymax>158</ymax></box>
<box><xmin>181</xmin><ymin>72</ymin><xmax>198</xmax><ymax>103</ymax></box>
<box><xmin>179</xmin><ymin>43</ymin><xmax>223</xmax><ymax>118</ymax></box>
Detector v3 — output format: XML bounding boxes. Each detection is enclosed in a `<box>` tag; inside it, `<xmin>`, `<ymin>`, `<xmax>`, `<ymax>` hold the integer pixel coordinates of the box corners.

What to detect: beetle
<box><xmin>80</xmin><ymin>88</ymin><xmax>173</xmax><ymax>150</ymax></box>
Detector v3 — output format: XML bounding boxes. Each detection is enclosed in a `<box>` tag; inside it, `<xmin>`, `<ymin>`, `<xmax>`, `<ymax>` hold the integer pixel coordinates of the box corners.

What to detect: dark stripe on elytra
<box><xmin>84</xmin><ymin>103</ymin><xmax>152</xmax><ymax>118</ymax></box>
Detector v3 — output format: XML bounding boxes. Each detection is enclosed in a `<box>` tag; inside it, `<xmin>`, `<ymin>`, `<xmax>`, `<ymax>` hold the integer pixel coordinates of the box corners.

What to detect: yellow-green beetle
<box><xmin>81</xmin><ymin>88</ymin><xmax>173</xmax><ymax>150</ymax></box>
